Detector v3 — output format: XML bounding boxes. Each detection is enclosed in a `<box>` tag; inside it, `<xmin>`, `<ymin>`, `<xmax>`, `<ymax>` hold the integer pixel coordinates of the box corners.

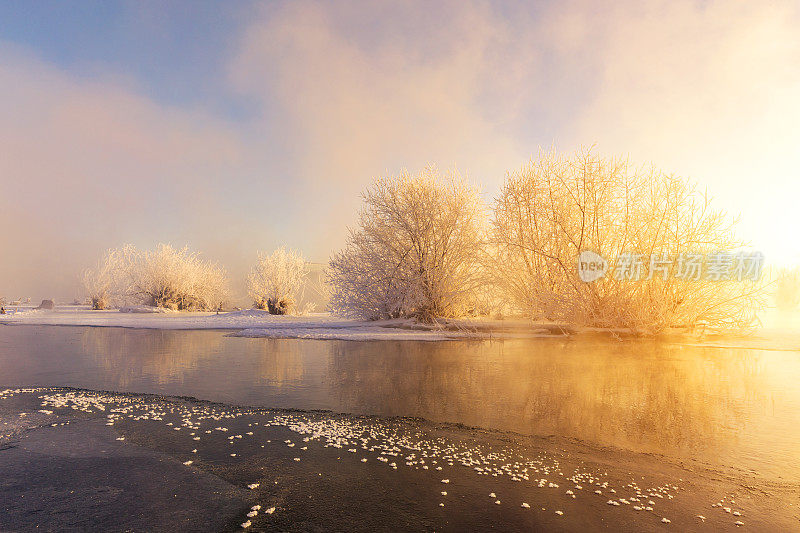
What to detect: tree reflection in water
<box><xmin>326</xmin><ymin>338</ymin><xmax>796</xmax><ymax>478</ymax></box>
<box><xmin>82</xmin><ymin>328</ymin><xmax>224</xmax><ymax>387</ymax></box>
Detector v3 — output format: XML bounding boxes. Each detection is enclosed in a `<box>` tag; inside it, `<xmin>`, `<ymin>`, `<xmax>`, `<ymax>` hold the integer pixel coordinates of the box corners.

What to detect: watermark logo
<box><xmin>577</xmin><ymin>251</ymin><xmax>764</xmax><ymax>282</ymax></box>
<box><xmin>578</xmin><ymin>250</ymin><xmax>607</xmax><ymax>282</ymax></box>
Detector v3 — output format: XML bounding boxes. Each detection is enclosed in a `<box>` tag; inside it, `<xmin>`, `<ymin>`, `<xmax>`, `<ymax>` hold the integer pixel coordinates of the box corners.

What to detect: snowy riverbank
<box><xmin>0</xmin><ymin>306</ymin><xmax>562</xmax><ymax>341</ymax></box>
<box><xmin>2</xmin><ymin>305</ymin><xmax>797</xmax><ymax>347</ymax></box>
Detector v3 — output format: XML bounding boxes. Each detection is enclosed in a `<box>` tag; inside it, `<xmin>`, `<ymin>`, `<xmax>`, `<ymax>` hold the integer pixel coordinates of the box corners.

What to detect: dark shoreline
<box><xmin>2</xmin><ymin>387</ymin><xmax>797</xmax><ymax>532</ymax></box>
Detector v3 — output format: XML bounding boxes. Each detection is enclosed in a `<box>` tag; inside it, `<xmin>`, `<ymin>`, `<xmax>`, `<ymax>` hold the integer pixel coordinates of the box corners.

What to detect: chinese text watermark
<box><xmin>578</xmin><ymin>251</ymin><xmax>764</xmax><ymax>282</ymax></box>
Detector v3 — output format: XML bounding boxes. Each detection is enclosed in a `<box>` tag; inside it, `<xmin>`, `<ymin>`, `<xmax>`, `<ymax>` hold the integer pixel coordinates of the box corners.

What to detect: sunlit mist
<box><xmin>1</xmin><ymin>1</ymin><xmax>799</xmax><ymax>302</ymax></box>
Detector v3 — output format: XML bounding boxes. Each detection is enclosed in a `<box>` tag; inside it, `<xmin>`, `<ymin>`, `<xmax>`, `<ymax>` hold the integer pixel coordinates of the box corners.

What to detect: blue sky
<box><xmin>0</xmin><ymin>1</ymin><xmax>247</xmax><ymax>113</ymax></box>
<box><xmin>1</xmin><ymin>0</ymin><xmax>798</xmax><ymax>300</ymax></box>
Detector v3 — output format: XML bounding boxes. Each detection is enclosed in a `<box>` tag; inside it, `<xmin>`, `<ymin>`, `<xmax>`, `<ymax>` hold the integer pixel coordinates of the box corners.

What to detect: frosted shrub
<box><xmin>488</xmin><ymin>149</ymin><xmax>764</xmax><ymax>333</ymax></box>
<box><xmin>84</xmin><ymin>244</ymin><xmax>228</xmax><ymax>311</ymax></box>
<box><xmin>129</xmin><ymin>244</ymin><xmax>227</xmax><ymax>311</ymax></box>
<box><xmin>247</xmin><ymin>248</ymin><xmax>310</xmax><ymax>315</ymax></box>
<box><xmin>81</xmin><ymin>248</ymin><xmax>126</xmax><ymax>309</ymax></box>
<box><xmin>328</xmin><ymin>168</ymin><xmax>485</xmax><ymax>320</ymax></box>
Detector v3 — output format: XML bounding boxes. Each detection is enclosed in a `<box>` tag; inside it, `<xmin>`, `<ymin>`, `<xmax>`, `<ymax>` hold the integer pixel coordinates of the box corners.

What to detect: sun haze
<box><xmin>1</xmin><ymin>0</ymin><xmax>798</xmax><ymax>301</ymax></box>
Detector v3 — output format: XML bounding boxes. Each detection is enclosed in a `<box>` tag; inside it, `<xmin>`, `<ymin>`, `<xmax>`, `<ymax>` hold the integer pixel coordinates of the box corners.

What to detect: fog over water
<box><xmin>2</xmin><ymin>323</ymin><xmax>798</xmax><ymax>481</ymax></box>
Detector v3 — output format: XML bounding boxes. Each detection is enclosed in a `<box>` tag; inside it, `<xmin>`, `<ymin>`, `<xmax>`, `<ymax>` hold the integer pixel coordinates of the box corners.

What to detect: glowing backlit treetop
<box><xmin>488</xmin><ymin>148</ymin><xmax>765</xmax><ymax>333</ymax></box>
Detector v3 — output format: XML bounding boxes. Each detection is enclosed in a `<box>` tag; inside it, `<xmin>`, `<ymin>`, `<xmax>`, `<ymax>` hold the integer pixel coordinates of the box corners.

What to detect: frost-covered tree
<box><xmin>328</xmin><ymin>167</ymin><xmax>485</xmax><ymax>320</ymax></box>
<box><xmin>116</xmin><ymin>244</ymin><xmax>228</xmax><ymax>311</ymax></box>
<box><xmin>488</xmin><ymin>148</ymin><xmax>764</xmax><ymax>333</ymax></box>
<box><xmin>247</xmin><ymin>247</ymin><xmax>310</xmax><ymax>315</ymax></box>
<box><xmin>81</xmin><ymin>247</ymin><xmax>125</xmax><ymax>309</ymax></box>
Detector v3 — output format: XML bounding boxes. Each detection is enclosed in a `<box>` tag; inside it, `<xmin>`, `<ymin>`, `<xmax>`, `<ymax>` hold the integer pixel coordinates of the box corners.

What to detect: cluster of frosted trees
<box><xmin>83</xmin><ymin>244</ymin><xmax>313</xmax><ymax>315</ymax></box>
<box><xmin>327</xmin><ymin>150</ymin><xmax>763</xmax><ymax>332</ymax></box>
<box><xmin>83</xmin><ymin>149</ymin><xmax>766</xmax><ymax>331</ymax></box>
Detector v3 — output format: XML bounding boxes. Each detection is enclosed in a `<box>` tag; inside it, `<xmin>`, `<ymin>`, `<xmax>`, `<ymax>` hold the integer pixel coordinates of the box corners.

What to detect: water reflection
<box><xmin>82</xmin><ymin>330</ymin><xmax>310</xmax><ymax>389</ymax></box>
<box><xmin>326</xmin><ymin>340</ymin><xmax>775</xmax><ymax>458</ymax></box>
<box><xmin>246</xmin><ymin>339</ymin><xmax>310</xmax><ymax>387</ymax></box>
<box><xmin>0</xmin><ymin>325</ymin><xmax>798</xmax><ymax>479</ymax></box>
<box><xmin>81</xmin><ymin>328</ymin><xmax>225</xmax><ymax>386</ymax></box>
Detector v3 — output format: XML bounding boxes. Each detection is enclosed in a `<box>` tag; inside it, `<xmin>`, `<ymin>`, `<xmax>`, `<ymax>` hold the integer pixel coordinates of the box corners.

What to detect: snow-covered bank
<box><xmin>2</xmin><ymin>305</ymin><xmax>795</xmax><ymax>346</ymax></box>
<box><xmin>233</xmin><ymin>326</ymin><xmax>476</xmax><ymax>341</ymax></box>
<box><xmin>0</xmin><ymin>306</ymin><xmax>546</xmax><ymax>341</ymax></box>
<box><xmin>0</xmin><ymin>306</ymin><xmax>377</xmax><ymax>330</ymax></box>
